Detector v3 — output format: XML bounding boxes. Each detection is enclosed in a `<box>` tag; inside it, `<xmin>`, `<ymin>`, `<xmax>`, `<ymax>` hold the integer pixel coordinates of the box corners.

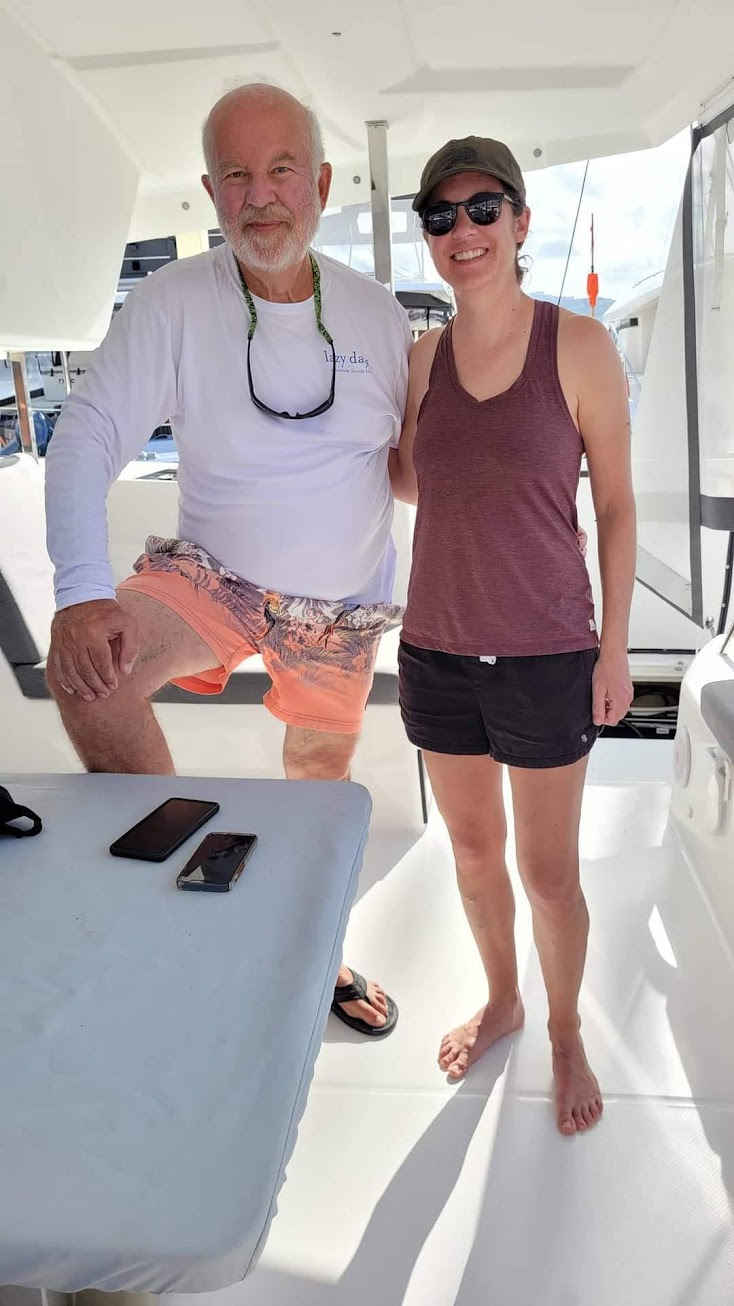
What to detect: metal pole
<box><xmin>9</xmin><ymin>351</ymin><xmax>38</xmax><ymax>459</ymax></box>
<box><xmin>60</xmin><ymin>349</ymin><xmax>72</xmax><ymax>395</ymax></box>
<box><xmin>365</xmin><ymin>120</ymin><xmax>393</xmax><ymax>291</ymax></box>
<box><xmin>682</xmin><ymin>130</ymin><xmax>704</xmax><ymax>628</ymax></box>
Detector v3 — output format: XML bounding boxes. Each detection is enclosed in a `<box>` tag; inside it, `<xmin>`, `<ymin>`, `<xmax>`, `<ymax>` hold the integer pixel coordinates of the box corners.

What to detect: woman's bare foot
<box><xmin>552</xmin><ymin>1032</ymin><xmax>603</xmax><ymax>1135</ymax></box>
<box><xmin>438</xmin><ymin>995</ymin><xmax>525</xmax><ymax>1079</ymax></box>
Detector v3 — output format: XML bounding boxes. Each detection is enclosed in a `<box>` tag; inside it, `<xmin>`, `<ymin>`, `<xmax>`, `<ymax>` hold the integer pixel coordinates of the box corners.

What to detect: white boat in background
<box><xmin>2</xmin><ymin>2</ymin><xmax>734</xmax><ymax>1303</ymax></box>
<box><xmin>605</xmin><ymin>270</ymin><xmax>664</xmax><ymax>415</ymax></box>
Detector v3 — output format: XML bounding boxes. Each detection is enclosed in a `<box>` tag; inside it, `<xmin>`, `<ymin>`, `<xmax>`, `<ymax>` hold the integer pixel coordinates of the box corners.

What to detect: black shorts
<box><xmin>398</xmin><ymin>640</ymin><xmax>599</xmax><ymax>769</ymax></box>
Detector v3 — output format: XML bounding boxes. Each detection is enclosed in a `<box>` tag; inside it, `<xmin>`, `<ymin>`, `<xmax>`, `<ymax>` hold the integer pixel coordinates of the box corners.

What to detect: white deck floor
<box><xmin>162</xmin><ymin>739</ymin><xmax>734</xmax><ymax>1306</ymax></box>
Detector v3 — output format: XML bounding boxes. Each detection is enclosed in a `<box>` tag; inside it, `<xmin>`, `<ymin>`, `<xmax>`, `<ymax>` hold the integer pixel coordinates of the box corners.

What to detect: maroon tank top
<box><xmin>402</xmin><ymin>299</ymin><xmax>598</xmax><ymax>657</ymax></box>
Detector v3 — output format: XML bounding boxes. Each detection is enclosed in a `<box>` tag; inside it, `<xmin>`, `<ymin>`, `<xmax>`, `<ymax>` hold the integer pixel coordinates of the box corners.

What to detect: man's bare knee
<box><xmin>47</xmin><ymin>659</ymin><xmax>146</xmax><ymax>724</ymax></box>
<box><xmin>47</xmin><ymin>660</ymin><xmax>68</xmax><ymax>708</ymax></box>
<box><xmin>284</xmin><ymin>727</ymin><xmax>359</xmax><ymax>781</ymax></box>
<box><xmin>47</xmin><ymin>645</ymin><xmax>175</xmax><ymax>774</ymax></box>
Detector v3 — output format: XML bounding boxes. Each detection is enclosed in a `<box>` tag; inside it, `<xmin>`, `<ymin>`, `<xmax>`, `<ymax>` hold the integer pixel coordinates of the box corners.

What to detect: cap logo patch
<box><xmin>446</xmin><ymin>145</ymin><xmax>478</xmax><ymax>168</ymax></box>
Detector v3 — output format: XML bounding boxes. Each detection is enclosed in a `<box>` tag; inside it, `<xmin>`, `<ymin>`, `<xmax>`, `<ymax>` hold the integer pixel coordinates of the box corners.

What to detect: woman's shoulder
<box><xmin>409</xmin><ymin>324</ymin><xmax>445</xmax><ymax>370</ymax></box>
<box><xmin>403</xmin><ymin>326</ymin><xmax>447</xmax><ymax>415</ymax></box>
<box><xmin>557</xmin><ymin>305</ymin><xmax>611</xmax><ymax>347</ymax></box>
<box><xmin>556</xmin><ymin>307</ymin><xmax>626</xmax><ymax>401</ymax></box>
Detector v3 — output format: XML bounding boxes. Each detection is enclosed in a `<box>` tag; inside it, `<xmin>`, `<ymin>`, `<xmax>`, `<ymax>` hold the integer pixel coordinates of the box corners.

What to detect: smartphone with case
<box><xmin>176</xmin><ymin>831</ymin><xmax>258</xmax><ymax>892</ymax></box>
<box><xmin>109</xmin><ymin>797</ymin><xmax>220</xmax><ymax>862</ymax></box>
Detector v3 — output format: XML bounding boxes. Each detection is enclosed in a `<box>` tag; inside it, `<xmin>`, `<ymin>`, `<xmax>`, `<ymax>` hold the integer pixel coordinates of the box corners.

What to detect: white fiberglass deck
<box><xmin>164</xmin><ymin>739</ymin><xmax>734</xmax><ymax>1306</ymax></box>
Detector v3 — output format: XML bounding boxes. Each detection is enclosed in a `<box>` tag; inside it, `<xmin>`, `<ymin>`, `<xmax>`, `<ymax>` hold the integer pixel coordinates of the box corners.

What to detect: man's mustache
<box><xmin>239</xmin><ymin>206</ymin><xmax>293</xmax><ymax>229</ymax></box>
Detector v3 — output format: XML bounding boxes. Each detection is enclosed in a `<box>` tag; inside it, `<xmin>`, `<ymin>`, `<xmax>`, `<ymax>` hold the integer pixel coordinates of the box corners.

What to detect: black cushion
<box><xmin>153</xmin><ymin>669</ymin><xmax>399</xmax><ymax>705</ymax></box>
<box><xmin>0</xmin><ymin>569</ymin><xmax>43</xmax><ymax>668</ymax></box>
<box><xmin>12</xmin><ymin>662</ymin><xmax>52</xmax><ymax>698</ymax></box>
<box><xmin>0</xmin><ymin>567</ymin><xmax>44</xmax><ymax>667</ymax></box>
<box><xmin>12</xmin><ymin>660</ymin><xmax>399</xmax><ymax>705</ymax></box>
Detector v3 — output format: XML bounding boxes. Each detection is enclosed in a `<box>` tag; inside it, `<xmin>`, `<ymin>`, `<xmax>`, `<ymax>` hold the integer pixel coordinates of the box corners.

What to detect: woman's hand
<box><xmin>592</xmin><ymin>651</ymin><xmax>633</xmax><ymax>727</ymax></box>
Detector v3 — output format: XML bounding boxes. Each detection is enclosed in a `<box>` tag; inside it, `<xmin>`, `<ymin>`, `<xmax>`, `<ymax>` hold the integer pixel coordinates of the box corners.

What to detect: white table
<box><xmin>0</xmin><ymin>774</ymin><xmax>371</xmax><ymax>1295</ymax></box>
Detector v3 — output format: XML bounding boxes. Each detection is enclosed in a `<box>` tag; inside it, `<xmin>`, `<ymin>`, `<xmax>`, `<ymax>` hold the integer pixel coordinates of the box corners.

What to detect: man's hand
<box><xmin>578</xmin><ymin>527</ymin><xmax>588</xmax><ymax>557</ymax></box>
<box><xmin>592</xmin><ymin>651</ymin><xmax>633</xmax><ymax>727</ymax></box>
<box><xmin>50</xmin><ymin>600</ymin><xmax>139</xmax><ymax>702</ymax></box>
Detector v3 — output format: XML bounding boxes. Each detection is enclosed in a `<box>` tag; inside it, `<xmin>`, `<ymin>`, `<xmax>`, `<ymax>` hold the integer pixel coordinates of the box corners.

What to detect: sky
<box><xmin>316</xmin><ymin>128</ymin><xmax>691</xmax><ymax>311</ymax></box>
<box><xmin>520</xmin><ymin>128</ymin><xmax>691</xmax><ymax>306</ymax></box>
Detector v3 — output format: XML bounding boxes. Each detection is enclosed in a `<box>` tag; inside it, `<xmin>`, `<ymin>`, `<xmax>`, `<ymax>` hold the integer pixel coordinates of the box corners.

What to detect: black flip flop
<box><xmin>331</xmin><ymin>969</ymin><xmax>399</xmax><ymax>1038</ymax></box>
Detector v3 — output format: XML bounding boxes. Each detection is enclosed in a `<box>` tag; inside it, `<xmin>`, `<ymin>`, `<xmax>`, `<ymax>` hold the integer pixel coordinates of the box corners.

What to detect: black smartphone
<box><xmin>109</xmin><ymin>797</ymin><xmax>220</xmax><ymax>862</ymax></box>
<box><xmin>176</xmin><ymin>831</ymin><xmax>258</xmax><ymax>892</ymax></box>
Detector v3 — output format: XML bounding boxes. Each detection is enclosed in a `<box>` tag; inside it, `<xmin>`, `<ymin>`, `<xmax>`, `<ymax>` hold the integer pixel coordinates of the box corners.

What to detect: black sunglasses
<box><xmin>236</xmin><ymin>253</ymin><xmax>336</xmax><ymax>421</ymax></box>
<box><xmin>421</xmin><ymin>191</ymin><xmax>513</xmax><ymax>237</ymax></box>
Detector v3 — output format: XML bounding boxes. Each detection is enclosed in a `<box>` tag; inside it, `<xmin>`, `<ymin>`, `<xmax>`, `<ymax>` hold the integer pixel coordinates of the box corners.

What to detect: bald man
<box><xmin>45</xmin><ymin>83</ymin><xmax>410</xmax><ymax>1038</ymax></box>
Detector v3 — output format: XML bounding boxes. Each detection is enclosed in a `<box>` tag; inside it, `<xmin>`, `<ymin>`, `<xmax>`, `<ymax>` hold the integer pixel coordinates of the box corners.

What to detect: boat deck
<box><xmin>165</xmin><ymin>740</ymin><xmax>734</xmax><ymax>1306</ymax></box>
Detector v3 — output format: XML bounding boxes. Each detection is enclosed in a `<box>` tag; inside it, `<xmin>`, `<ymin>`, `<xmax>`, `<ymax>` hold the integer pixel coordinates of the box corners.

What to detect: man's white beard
<box><xmin>223</xmin><ymin>195</ymin><xmax>322</xmax><ymax>274</ymax></box>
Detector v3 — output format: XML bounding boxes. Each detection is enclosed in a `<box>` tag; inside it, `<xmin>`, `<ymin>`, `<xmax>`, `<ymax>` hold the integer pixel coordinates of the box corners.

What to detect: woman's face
<box><xmin>424</xmin><ymin>170</ymin><xmax>529</xmax><ymax>294</ymax></box>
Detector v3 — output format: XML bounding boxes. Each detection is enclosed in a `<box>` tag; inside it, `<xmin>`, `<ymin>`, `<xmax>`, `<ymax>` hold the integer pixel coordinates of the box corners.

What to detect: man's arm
<box><xmin>46</xmin><ymin>286</ymin><xmax>177</xmax><ymax>609</ymax></box>
<box><xmin>566</xmin><ymin>315</ymin><xmax>636</xmax><ymax>727</ymax></box>
<box><xmin>45</xmin><ymin>282</ymin><xmax>178</xmax><ymax>699</ymax></box>
<box><xmin>389</xmin><ymin>327</ymin><xmax>443</xmax><ymax>504</ymax></box>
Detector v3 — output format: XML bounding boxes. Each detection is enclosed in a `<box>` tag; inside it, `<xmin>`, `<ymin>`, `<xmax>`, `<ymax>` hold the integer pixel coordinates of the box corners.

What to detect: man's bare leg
<box><xmin>284</xmin><ymin>725</ymin><xmax>390</xmax><ymax>1032</ymax></box>
<box><xmin>424</xmin><ymin>752</ymin><xmax>525</xmax><ymax>1079</ymax></box>
<box><xmin>47</xmin><ymin>591</ymin><xmax>220</xmax><ymax>774</ymax></box>
<box><xmin>509</xmin><ymin>757</ymin><xmax>602</xmax><ymax>1135</ymax></box>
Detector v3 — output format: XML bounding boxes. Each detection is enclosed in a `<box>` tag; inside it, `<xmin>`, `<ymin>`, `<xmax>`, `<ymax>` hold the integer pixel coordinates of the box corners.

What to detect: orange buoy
<box><xmin>587</xmin><ymin>270</ymin><xmax>599</xmax><ymax>310</ymax></box>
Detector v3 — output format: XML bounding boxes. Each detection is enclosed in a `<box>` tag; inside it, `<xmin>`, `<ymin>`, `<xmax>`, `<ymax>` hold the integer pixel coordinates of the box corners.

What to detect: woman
<box><xmin>389</xmin><ymin>136</ymin><xmax>635</xmax><ymax>1135</ymax></box>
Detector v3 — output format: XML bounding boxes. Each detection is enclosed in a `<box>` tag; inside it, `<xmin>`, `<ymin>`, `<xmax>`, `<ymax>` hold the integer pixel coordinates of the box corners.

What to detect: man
<box><xmin>45</xmin><ymin>82</ymin><xmax>411</xmax><ymax>1037</ymax></box>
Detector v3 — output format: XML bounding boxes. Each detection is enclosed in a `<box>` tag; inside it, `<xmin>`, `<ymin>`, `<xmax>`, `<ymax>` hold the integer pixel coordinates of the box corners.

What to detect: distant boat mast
<box><xmin>587</xmin><ymin>214</ymin><xmax>599</xmax><ymax>317</ymax></box>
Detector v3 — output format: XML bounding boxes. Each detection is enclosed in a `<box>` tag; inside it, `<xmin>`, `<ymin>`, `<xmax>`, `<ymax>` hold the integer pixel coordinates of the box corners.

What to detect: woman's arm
<box><xmin>389</xmin><ymin>327</ymin><xmax>443</xmax><ymax>504</ymax></box>
<box><xmin>566</xmin><ymin>315</ymin><xmax>636</xmax><ymax>727</ymax></box>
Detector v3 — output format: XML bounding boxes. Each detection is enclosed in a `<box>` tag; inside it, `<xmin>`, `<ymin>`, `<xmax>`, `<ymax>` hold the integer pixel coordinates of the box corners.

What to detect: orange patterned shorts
<box><xmin>118</xmin><ymin>537</ymin><xmax>403</xmax><ymax>735</ymax></box>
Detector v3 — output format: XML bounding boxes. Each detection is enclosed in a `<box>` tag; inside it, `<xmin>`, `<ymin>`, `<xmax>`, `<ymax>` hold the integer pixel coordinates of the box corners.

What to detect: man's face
<box><xmin>202</xmin><ymin>101</ymin><xmax>331</xmax><ymax>274</ymax></box>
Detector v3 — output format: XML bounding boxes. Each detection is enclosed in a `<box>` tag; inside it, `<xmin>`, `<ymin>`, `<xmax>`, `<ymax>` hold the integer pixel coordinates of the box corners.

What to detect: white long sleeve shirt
<box><xmin>45</xmin><ymin>244</ymin><xmax>412</xmax><ymax>609</ymax></box>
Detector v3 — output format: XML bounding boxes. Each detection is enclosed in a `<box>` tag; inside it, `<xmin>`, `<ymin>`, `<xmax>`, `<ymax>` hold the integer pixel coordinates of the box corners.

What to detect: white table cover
<box><xmin>0</xmin><ymin>774</ymin><xmax>371</xmax><ymax>1294</ymax></box>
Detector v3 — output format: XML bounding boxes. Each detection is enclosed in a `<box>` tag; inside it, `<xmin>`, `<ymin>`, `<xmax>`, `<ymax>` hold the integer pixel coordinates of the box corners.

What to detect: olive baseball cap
<box><xmin>413</xmin><ymin>136</ymin><xmax>526</xmax><ymax>213</ymax></box>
